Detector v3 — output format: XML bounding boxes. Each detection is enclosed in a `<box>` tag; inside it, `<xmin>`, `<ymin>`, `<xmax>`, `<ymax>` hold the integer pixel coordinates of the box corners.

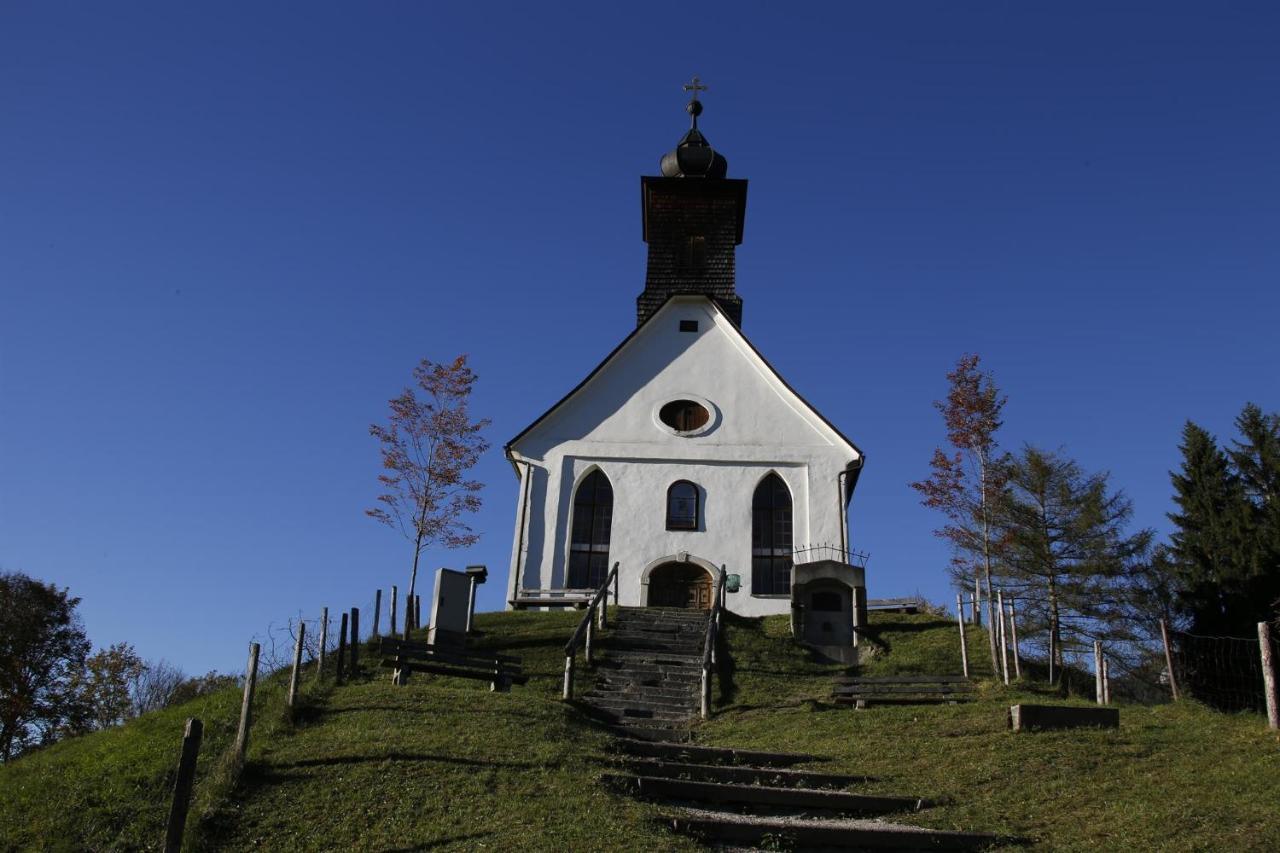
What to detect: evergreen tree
<box><xmin>996</xmin><ymin>446</ymin><xmax>1152</xmax><ymax>681</ymax></box>
<box><xmin>1169</xmin><ymin>406</ymin><xmax>1280</xmax><ymax>635</ymax></box>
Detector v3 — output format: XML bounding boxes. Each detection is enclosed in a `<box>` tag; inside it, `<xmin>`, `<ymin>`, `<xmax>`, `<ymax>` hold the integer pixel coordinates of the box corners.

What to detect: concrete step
<box><xmin>618</xmin><ymin>757</ymin><xmax>873</xmax><ymax>789</ymax></box>
<box><xmin>607</xmin><ymin>775</ymin><xmax>928</xmax><ymax>816</ymax></box>
<box><xmin>614</xmin><ymin>739</ymin><xmax>822</xmax><ymax>768</ymax></box>
<box><xmin>667</xmin><ymin>814</ymin><xmax>1005</xmax><ymax>850</ymax></box>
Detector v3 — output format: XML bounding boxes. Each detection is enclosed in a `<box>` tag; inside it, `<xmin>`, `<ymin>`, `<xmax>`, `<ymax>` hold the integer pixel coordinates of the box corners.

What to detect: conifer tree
<box><xmin>996</xmin><ymin>446</ymin><xmax>1152</xmax><ymax>679</ymax></box>
<box><xmin>1169</xmin><ymin>406</ymin><xmax>1280</xmax><ymax>634</ymax></box>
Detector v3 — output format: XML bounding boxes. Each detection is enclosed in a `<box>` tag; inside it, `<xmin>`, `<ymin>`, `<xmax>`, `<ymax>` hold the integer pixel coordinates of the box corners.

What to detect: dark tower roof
<box><xmin>659</xmin><ymin>99</ymin><xmax>729</xmax><ymax>179</ymax></box>
<box><xmin>637</xmin><ymin>78</ymin><xmax>748</xmax><ymax>327</ymax></box>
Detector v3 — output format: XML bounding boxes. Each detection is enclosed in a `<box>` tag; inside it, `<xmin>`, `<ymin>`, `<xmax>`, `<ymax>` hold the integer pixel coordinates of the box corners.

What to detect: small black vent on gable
<box><xmin>679</xmin><ymin>320</ymin><xmax>699</xmax><ymax>333</ymax></box>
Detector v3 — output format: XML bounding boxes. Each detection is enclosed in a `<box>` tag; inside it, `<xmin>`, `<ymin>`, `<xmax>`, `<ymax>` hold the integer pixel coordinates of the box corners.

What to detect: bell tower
<box><xmin>637</xmin><ymin>77</ymin><xmax>748</xmax><ymax>327</ymax></box>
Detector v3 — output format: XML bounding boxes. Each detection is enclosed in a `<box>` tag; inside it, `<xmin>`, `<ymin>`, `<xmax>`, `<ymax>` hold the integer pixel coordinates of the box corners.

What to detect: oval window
<box><xmin>659</xmin><ymin>400</ymin><xmax>710</xmax><ymax>432</ymax></box>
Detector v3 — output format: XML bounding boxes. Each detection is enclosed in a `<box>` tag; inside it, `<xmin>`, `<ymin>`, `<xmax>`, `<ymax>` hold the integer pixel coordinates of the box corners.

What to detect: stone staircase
<box><xmin>582</xmin><ymin>606</ymin><xmax>707</xmax><ymax>743</ymax></box>
<box><xmin>580</xmin><ymin>607</ymin><xmax>1013</xmax><ymax>850</ymax></box>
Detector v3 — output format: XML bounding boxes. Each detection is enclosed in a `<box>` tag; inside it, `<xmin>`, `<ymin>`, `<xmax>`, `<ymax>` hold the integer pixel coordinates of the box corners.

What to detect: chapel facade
<box><xmin>504</xmin><ymin>88</ymin><xmax>864</xmax><ymax>617</ymax></box>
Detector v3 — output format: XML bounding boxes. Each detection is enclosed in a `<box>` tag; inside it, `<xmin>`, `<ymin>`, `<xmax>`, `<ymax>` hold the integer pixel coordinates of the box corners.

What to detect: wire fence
<box><xmin>953</xmin><ymin>589</ymin><xmax>1280</xmax><ymax>712</ymax></box>
<box><xmin>1169</xmin><ymin>628</ymin><xmax>1278</xmax><ymax>714</ymax></box>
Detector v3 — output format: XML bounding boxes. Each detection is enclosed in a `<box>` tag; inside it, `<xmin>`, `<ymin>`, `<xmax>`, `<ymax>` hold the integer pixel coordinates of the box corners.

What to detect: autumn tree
<box><xmin>996</xmin><ymin>446</ymin><xmax>1153</xmax><ymax>682</ymax></box>
<box><xmin>71</xmin><ymin>643</ymin><xmax>146</xmax><ymax>732</ymax></box>
<box><xmin>910</xmin><ymin>353</ymin><xmax>1007</xmax><ymax>670</ymax></box>
<box><xmin>368</xmin><ymin>355</ymin><xmax>490</xmax><ymax>642</ymax></box>
<box><xmin>0</xmin><ymin>572</ymin><xmax>91</xmax><ymax>761</ymax></box>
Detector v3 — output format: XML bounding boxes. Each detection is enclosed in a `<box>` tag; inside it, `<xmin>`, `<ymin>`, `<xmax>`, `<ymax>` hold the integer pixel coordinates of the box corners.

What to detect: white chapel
<box><xmin>505</xmin><ymin>87</ymin><xmax>865</xmax><ymax>620</ymax></box>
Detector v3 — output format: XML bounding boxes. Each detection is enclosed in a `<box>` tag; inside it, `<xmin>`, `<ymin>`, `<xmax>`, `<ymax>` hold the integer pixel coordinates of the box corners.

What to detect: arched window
<box><xmin>568</xmin><ymin>469</ymin><xmax>613</xmax><ymax>589</ymax></box>
<box><xmin>666</xmin><ymin>480</ymin><xmax>699</xmax><ymax>530</ymax></box>
<box><xmin>752</xmin><ymin>473</ymin><xmax>793</xmax><ymax>595</ymax></box>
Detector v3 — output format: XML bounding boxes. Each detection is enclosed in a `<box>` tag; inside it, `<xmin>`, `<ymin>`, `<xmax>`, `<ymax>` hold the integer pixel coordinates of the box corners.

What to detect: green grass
<box><xmin>700</xmin><ymin>612</ymin><xmax>1280</xmax><ymax>851</ymax></box>
<box><xmin>2</xmin><ymin>608</ymin><xmax>1277</xmax><ymax>851</ymax></box>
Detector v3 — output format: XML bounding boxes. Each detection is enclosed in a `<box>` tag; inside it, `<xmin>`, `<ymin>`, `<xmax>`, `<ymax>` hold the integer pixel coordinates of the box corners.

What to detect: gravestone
<box><xmin>428</xmin><ymin>568</ymin><xmax>473</xmax><ymax>649</ymax></box>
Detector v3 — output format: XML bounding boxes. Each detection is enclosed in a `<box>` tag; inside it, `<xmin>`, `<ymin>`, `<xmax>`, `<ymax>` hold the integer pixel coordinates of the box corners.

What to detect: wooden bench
<box><xmin>833</xmin><ymin>675</ymin><xmax>975</xmax><ymax>708</ymax></box>
<box><xmin>379</xmin><ymin>637</ymin><xmax>527</xmax><ymax>692</ymax></box>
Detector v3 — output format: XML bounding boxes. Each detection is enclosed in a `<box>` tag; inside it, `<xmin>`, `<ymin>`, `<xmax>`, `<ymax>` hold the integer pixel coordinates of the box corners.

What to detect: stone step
<box><xmin>584</xmin><ymin>700</ymin><xmax>695</xmax><ymax>722</ymax></box>
<box><xmin>618</xmin><ymin>606</ymin><xmax>710</xmax><ymax>618</ymax></box>
<box><xmin>594</xmin><ymin>675</ymin><xmax>701</xmax><ymax>691</ymax></box>
<box><xmin>602</xmin><ymin>650</ymin><xmax>703</xmax><ymax>667</ymax></box>
<box><xmin>585</xmin><ymin>688</ymin><xmax>699</xmax><ymax>707</ymax></box>
<box><xmin>667</xmin><ymin>814</ymin><xmax>1005</xmax><ymax>851</ymax></box>
<box><xmin>607</xmin><ymin>775</ymin><xmax>928</xmax><ymax>816</ymax></box>
<box><xmin>596</xmin><ymin>678</ymin><xmax>702</xmax><ymax>694</ymax></box>
<box><xmin>608</xmin><ymin>629</ymin><xmax>706</xmax><ymax>643</ymax></box>
<box><xmin>618</xmin><ymin>757</ymin><xmax>874</xmax><ymax>789</ymax></box>
<box><xmin>607</xmin><ymin>723</ymin><xmax>694</xmax><ymax>743</ymax></box>
<box><xmin>614</xmin><ymin>739</ymin><xmax>822</xmax><ymax>768</ymax></box>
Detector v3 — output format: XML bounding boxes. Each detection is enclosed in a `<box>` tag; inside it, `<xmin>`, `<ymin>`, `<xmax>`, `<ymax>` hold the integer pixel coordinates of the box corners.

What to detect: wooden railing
<box><xmin>700</xmin><ymin>566</ymin><xmax>728</xmax><ymax>719</ymax></box>
<box><xmin>562</xmin><ymin>562</ymin><xmax>619</xmax><ymax>701</ymax></box>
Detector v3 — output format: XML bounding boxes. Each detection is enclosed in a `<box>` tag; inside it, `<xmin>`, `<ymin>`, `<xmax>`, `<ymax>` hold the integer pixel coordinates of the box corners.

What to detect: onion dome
<box><xmin>660</xmin><ymin>87</ymin><xmax>728</xmax><ymax>179</ymax></box>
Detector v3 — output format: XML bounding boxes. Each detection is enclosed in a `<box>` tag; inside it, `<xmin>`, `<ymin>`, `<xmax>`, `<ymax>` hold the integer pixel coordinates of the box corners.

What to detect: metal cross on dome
<box><xmin>683</xmin><ymin>75</ymin><xmax>708</xmax><ymax>102</ymax></box>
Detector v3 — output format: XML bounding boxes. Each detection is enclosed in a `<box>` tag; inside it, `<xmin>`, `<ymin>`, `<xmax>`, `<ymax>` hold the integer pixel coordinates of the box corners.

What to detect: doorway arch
<box><xmin>644</xmin><ymin>559</ymin><xmax>715</xmax><ymax>610</ymax></box>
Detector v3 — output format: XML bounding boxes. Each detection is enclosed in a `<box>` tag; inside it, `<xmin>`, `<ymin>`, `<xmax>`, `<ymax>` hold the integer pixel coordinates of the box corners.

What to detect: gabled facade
<box><xmin>504</xmin><ymin>92</ymin><xmax>864</xmax><ymax>616</ymax></box>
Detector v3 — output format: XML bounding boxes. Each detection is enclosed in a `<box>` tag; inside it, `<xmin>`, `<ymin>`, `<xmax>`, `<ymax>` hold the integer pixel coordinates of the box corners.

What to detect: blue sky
<box><xmin>2</xmin><ymin>3</ymin><xmax>1277</xmax><ymax>675</ymax></box>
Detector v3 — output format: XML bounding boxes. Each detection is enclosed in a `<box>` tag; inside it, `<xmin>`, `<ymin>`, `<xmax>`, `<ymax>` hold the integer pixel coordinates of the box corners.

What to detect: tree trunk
<box><xmin>404</xmin><ymin>528</ymin><xmax>425</xmax><ymax>642</ymax></box>
<box><xmin>979</xmin><ymin>455</ymin><xmax>999</xmax><ymax>673</ymax></box>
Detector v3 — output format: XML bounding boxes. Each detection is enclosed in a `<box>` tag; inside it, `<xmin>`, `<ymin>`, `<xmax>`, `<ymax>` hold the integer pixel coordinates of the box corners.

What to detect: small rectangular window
<box><xmin>679</xmin><ymin>320</ymin><xmax>699</xmax><ymax>333</ymax></box>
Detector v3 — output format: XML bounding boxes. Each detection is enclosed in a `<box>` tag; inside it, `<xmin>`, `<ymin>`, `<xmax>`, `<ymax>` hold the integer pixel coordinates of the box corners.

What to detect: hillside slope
<box><xmin>1</xmin><ymin>609</ymin><xmax>1277</xmax><ymax>851</ymax></box>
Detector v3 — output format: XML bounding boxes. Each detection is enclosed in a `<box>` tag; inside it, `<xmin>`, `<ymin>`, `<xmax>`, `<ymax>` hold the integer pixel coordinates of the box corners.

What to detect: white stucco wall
<box><xmin>506</xmin><ymin>296</ymin><xmax>861</xmax><ymax>617</ymax></box>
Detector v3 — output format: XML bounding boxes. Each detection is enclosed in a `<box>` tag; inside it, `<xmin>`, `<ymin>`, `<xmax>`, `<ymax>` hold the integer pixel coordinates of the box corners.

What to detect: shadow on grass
<box><xmin>378</xmin><ymin>833</ymin><xmax>493</xmax><ymax>852</ymax></box>
<box><xmin>269</xmin><ymin>752</ymin><xmax>544</xmax><ymax>771</ymax></box>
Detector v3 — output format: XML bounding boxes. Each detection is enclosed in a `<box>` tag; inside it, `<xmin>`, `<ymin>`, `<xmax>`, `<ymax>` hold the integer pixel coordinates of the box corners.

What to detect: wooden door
<box><xmin>650</xmin><ymin>563</ymin><xmax>713</xmax><ymax>610</ymax></box>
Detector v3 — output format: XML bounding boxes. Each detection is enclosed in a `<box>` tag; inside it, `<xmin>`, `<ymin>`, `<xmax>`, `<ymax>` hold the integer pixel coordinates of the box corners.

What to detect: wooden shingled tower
<box><xmin>638</xmin><ymin>77</ymin><xmax>748</xmax><ymax>327</ymax></box>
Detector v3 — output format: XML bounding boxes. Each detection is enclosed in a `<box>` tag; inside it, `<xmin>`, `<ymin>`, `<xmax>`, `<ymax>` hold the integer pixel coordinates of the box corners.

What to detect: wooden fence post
<box><xmin>288</xmin><ymin>622</ymin><xmax>305</xmax><ymax>707</ymax></box>
<box><xmin>562</xmin><ymin>654</ymin><xmax>574</xmax><ymax>701</ymax></box>
<box><xmin>1094</xmin><ymin>640</ymin><xmax>1104</xmax><ymax>706</ymax></box>
<box><xmin>997</xmin><ymin>590</ymin><xmax>1009</xmax><ymax>685</ymax></box>
<box><xmin>390</xmin><ymin>584</ymin><xmax>398</xmax><ymax>636</ymax></box>
<box><xmin>585</xmin><ymin>614</ymin><xmax>594</xmax><ymax>666</ymax></box>
<box><xmin>972</xmin><ymin>579</ymin><xmax>980</xmax><ymax>625</ymax></box>
<box><xmin>350</xmin><ymin>607</ymin><xmax>360</xmax><ymax>674</ymax></box>
<box><xmin>163</xmin><ymin>717</ymin><xmax>203</xmax><ymax>853</ymax></box>
<box><xmin>373</xmin><ymin>589</ymin><xmax>382</xmax><ymax>639</ymax></box>
<box><xmin>336</xmin><ymin>613</ymin><xmax>348</xmax><ymax>685</ymax></box>
<box><xmin>1159</xmin><ymin>618</ymin><xmax>1179</xmax><ymax>700</ymax></box>
<box><xmin>1008</xmin><ymin>599</ymin><xmax>1021</xmax><ymax>680</ymax></box>
<box><xmin>317</xmin><ymin>607</ymin><xmax>328</xmax><ymax>681</ymax></box>
<box><xmin>956</xmin><ymin>594</ymin><xmax>969</xmax><ymax>678</ymax></box>
<box><xmin>1259</xmin><ymin>622</ymin><xmax>1279</xmax><ymax>730</ymax></box>
<box><xmin>234</xmin><ymin>643</ymin><xmax>260</xmax><ymax>762</ymax></box>
<box><xmin>1102</xmin><ymin>656</ymin><xmax>1112</xmax><ymax>705</ymax></box>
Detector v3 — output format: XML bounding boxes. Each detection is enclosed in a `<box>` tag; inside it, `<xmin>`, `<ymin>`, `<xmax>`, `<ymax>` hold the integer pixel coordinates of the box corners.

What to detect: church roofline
<box><xmin>503</xmin><ymin>294</ymin><xmax>865</xmax><ymax>468</ymax></box>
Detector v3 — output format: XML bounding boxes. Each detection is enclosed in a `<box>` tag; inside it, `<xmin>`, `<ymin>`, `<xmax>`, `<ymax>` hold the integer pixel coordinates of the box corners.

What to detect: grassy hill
<box><xmin>2</xmin><ymin>608</ymin><xmax>1277</xmax><ymax>851</ymax></box>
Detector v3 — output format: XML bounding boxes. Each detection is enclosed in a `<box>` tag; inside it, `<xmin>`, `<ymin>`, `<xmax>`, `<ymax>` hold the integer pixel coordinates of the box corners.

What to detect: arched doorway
<box><xmin>647</xmin><ymin>562</ymin><xmax>713</xmax><ymax>610</ymax></box>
